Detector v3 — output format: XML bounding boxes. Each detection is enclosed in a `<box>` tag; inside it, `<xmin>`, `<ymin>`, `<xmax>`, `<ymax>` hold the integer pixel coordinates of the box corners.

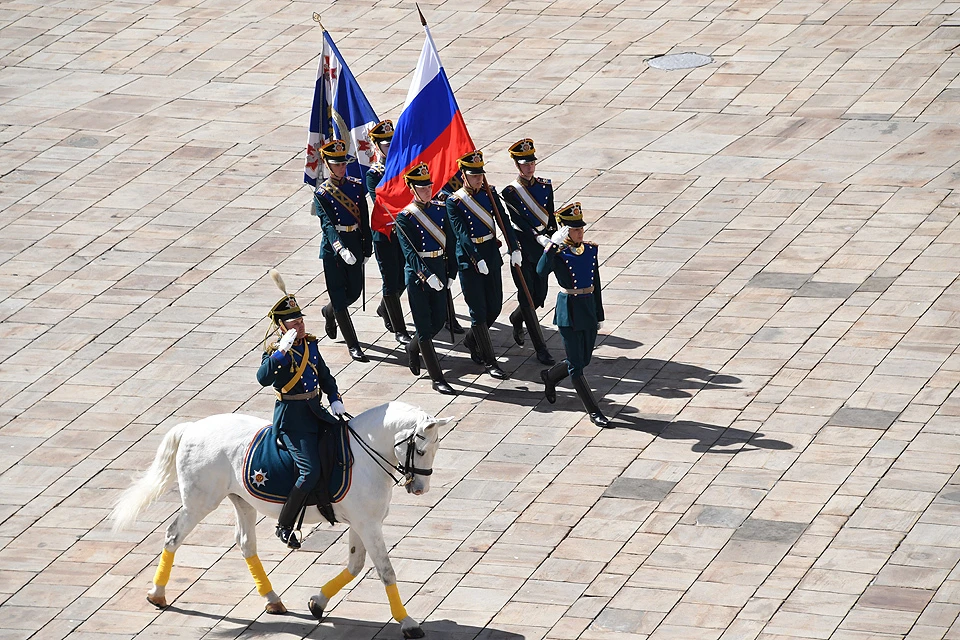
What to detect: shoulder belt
<box><xmin>280</xmin><ymin>344</ymin><xmax>311</xmax><ymax>394</ymax></box>
<box><xmin>509</xmin><ymin>179</ymin><xmax>550</xmax><ymax>227</ymax></box>
<box><xmin>453</xmin><ymin>188</ymin><xmax>495</xmax><ymax>233</ymax></box>
<box><xmin>404</xmin><ymin>203</ymin><xmax>447</xmax><ymax>249</ymax></box>
<box><xmin>322</xmin><ymin>181</ymin><xmax>361</xmax><ymax>224</ymax></box>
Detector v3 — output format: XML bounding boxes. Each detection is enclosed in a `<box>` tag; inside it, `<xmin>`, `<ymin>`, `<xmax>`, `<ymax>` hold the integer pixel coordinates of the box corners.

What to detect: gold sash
<box><xmin>280</xmin><ymin>344</ymin><xmax>310</xmax><ymax>394</ymax></box>
<box><xmin>322</xmin><ymin>181</ymin><xmax>361</xmax><ymax>225</ymax></box>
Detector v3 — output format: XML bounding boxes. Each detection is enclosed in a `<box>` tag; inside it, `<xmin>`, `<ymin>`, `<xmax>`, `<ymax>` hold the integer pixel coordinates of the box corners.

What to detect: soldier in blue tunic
<box><xmin>537</xmin><ymin>203</ymin><xmax>609</xmax><ymax>427</ymax></box>
<box><xmin>501</xmin><ymin>138</ymin><xmax>556</xmax><ymax>366</ymax></box>
<box><xmin>313</xmin><ymin>139</ymin><xmax>373</xmax><ymax>362</ymax></box>
<box><xmin>394</xmin><ymin>163</ymin><xmax>456</xmax><ymax>395</ymax></box>
<box><xmin>446</xmin><ymin>150</ymin><xmax>522</xmax><ymax>380</ymax></box>
<box><xmin>365</xmin><ymin>120</ymin><xmax>412</xmax><ymax>346</ymax></box>
<box><xmin>436</xmin><ymin>169</ymin><xmax>466</xmax><ymax>335</ymax></box>
<box><xmin>257</xmin><ymin>270</ymin><xmax>347</xmax><ymax>548</ymax></box>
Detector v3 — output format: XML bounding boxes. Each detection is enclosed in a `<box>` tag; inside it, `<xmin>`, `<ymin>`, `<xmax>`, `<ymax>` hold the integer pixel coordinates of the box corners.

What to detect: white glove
<box><xmin>537</xmin><ymin>235</ymin><xmax>552</xmax><ymax>248</ymax></box>
<box><xmin>551</xmin><ymin>226</ymin><xmax>570</xmax><ymax>245</ymax></box>
<box><xmin>277</xmin><ymin>329</ymin><xmax>297</xmax><ymax>353</ymax></box>
<box><xmin>330</xmin><ymin>400</ymin><xmax>345</xmax><ymax>417</ymax></box>
<box><xmin>426</xmin><ymin>274</ymin><xmax>444</xmax><ymax>291</ymax></box>
<box><xmin>597</xmin><ymin>321</ymin><xmax>604</xmax><ymax>331</ymax></box>
<box><xmin>510</xmin><ymin>250</ymin><xmax>522</xmax><ymax>267</ymax></box>
<box><xmin>477</xmin><ymin>260</ymin><xmax>489</xmax><ymax>275</ymax></box>
<box><xmin>339</xmin><ymin>248</ymin><xmax>357</xmax><ymax>265</ymax></box>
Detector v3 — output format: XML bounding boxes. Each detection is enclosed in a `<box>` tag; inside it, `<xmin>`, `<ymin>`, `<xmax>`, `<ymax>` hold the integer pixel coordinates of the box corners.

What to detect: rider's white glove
<box><xmin>339</xmin><ymin>248</ymin><xmax>357</xmax><ymax>265</ymax></box>
<box><xmin>426</xmin><ymin>274</ymin><xmax>444</xmax><ymax>291</ymax></box>
<box><xmin>477</xmin><ymin>260</ymin><xmax>489</xmax><ymax>275</ymax></box>
<box><xmin>277</xmin><ymin>329</ymin><xmax>297</xmax><ymax>353</ymax></box>
<box><xmin>537</xmin><ymin>235</ymin><xmax>552</xmax><ymax>248</ymax></box>
<box><xmin>330</xmin><ymin>400</ymin><xmax>345</xmax><ymax>417</ymax></box>
<box><xmin>510</xmin><ymin>250</ymin><xmax>522</xmax><ymax>267</ymax></box>
<box><xmin>551</xmin><ymin>226</ymin><xmax>570</xmax><ymax>245</ymax></box>
<box><xmin>597</xmin><ymin>321</ymin><xmax>604</xmax><ymax>331</ymax></box>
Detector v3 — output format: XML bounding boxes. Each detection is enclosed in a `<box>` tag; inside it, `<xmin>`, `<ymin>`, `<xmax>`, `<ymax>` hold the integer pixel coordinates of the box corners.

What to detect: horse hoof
<box><xmin>308</xmin><ymin>597</ymin><xmax>325</xmax><ymax>621</ymax></box>
<box><xmin>402</xmin><ymin>627</ymin><xmax>425</xmax><ymax>639</ymax></box>
<box><xmin>146</xmin><ymin>595</ymin><xmax>167</xmax><ymax>609</ymax></box>
<box><xmin>265</xmin><ymin>601</ymin><xmax>287</xmax><ymax>615</ymax></box>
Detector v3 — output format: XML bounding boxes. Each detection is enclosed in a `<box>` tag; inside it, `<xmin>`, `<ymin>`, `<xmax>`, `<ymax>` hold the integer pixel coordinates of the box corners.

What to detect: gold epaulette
<box><xmin>346</xmin><ymin>176</ymin><xmax>361</xmax><ymax>185</ymax></box>
<box><xmin>537</xmin><ymin>177</ymin><xmax>551</xmax><ymax>185</ymax></box>
<box><xmin>304</xmin><ymin>333</ymin><xmax>318</xmax><ymax>342</ymax></box>
<box><xmin>266</xmin><ymin>343</ymin><xmax>279</xmax><ymax>355</ymax></box>
<box><xmin>585</xmin><ymin>241</ymin><xmax>598</xmax><ymax>247</ymax></box>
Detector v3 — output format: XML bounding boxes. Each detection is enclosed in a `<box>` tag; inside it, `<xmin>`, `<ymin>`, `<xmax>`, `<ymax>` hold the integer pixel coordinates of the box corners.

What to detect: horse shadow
<box><xmin>613</xmin><ymin>406</ymin><xmax>793</xmax><ymax>453</ymax></box>
<box><xmin>200</xmin><ymin>612</ymin><xmax>525</xmax><ymax>639</ymax></box>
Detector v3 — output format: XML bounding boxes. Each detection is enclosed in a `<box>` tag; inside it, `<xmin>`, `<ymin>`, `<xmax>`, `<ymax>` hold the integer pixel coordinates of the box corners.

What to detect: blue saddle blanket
<box><xmin>242</xmin><ymin>424</ymin><xmax>353</xmax><ymax>504</ymax></box>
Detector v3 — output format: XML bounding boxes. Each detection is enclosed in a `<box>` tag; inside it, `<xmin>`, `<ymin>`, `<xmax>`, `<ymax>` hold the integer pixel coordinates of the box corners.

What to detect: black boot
<box><xmin>276</xmin><ymin>485</ymin><xmax>311</xmax><ymax>549</ymax></box>
<box><xmin>406</xmin><ymin>334</ymin><xmax>421</xmax><ymax>376</ymax></box>
<box><xmin>334</xmin><ymin>308</ymin><xmax>368</xmax><ymax>362</ymax></box>
<box><xmin>383</xmin><ymin>294</ymin><xmax>411</xmax><ymax>345</ymax></box>
<box><xmin>376</xmin><ymin>299</ymin><xmax>394</xmax><ymax>333</ymax></box>
<box><xmin>420</xmin><ymin>337</ymin><xmax>456</xmax><ymax>395</ymax></box>
<box><xmin>540</xmin><ymin>360</ymin><xmax>569</xmax><ymax>404</ymax></box>
<box><xmin>509</xmin><ymin>307</ymin><xmax>525</xmax><ymax>346</ymax></box>
<box><xmin>521</xmin><ymin>305</ymin><xmax>554</xmax><ymax>365</ymax></box>
<box><xmin>464</xmin><ymin>328</ymin><xmax>482</xmax><ymax>364</ymax></box>
<box><xmin>573</xmin><ymin>375</ymin><xmax>610</xmax><ymax>427</ymax></box>
<box><xmin>474</xmin><ymin>323</ymin><xmax>508</xmax><ymax>380</ymax></box>
<box><xmin>321</xmin><ymin>303</ymin><xmax>337</xmax><ymax>340</ymax></box>
<box><xmin>445</xmin><ymin>290</ymin><xmax>464</xmax><ymax>334</ymax></box>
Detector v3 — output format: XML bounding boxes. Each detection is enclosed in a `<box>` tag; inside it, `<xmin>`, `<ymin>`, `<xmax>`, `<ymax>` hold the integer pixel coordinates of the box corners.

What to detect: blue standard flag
<box><xmin>304</xmin><ymin>29</ymin><xmax>379</xmax><ymax>186</ymax></box>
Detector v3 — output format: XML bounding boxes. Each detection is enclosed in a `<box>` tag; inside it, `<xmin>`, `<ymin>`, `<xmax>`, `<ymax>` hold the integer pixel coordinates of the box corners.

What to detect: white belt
<box><xmin>471</xmin><ymin>234</ymin><xmax>494</xmax><ymax>244</ymax></box>
<box><xmin>336</xmin><ymin>224</ymin><xmax>358</xmax><ymax>232</ymax></box>
<box><xmin>418</xmin><ymin>249</ymin><xmax>444</xmax><ymax>258</ymax></box>
<box><xmin>561</xmin><ymin>286</ymin><xmax>594</xmax><ymax>295</ymax></box>
<box><xmin>533</xmin><ymin>224</ymin><xmax>545</xmax><ymax>233</ymax></box>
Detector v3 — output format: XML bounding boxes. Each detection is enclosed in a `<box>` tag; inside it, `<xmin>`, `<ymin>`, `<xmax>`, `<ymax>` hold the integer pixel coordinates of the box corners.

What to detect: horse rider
<box><xmin>313</xmin><ymin>139</ymin><xmax>373</xmax><ymax>362</ymax></box>
<box><xmin>501</xmin><ymin>138</ymin><xmax>556</xmax><ymax>366</ymax></box>
<box><xmin>257</xmin><ymin>273</ymin><xmax>347</xmax><ymax>548</ymax></box>
<box><xmin>537</xmin><ymin>203</ymin><xmax>609</xmax><ymax>427</ymax></box>
<box><xmin>365</xmin><ymin>120</ymin><xmax>412</xmax><ymax>346</ymax></box>
<box><xmin>394</xmin><ymin>162</ymin><xmax>457</xmax><ymax>395</ymax></box>
<box><xmin>445</xmin><ymin>150</ymin><xmax>521</xmax><ymax>380</ymax></box>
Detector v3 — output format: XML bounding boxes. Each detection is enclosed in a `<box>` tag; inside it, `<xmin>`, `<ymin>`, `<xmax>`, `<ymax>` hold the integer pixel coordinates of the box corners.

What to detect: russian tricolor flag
<box><xmin>372</xmin><ymin>21</ymin><xmax>474</xmax><ymax>234</ymax></box>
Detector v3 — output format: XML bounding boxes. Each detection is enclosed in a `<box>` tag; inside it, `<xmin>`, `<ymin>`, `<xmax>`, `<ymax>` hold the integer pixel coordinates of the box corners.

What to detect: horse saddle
<box><xmin>242</xmin><ymin>422</ymin><xmax>354</xmax><ymax>513</ymax></box>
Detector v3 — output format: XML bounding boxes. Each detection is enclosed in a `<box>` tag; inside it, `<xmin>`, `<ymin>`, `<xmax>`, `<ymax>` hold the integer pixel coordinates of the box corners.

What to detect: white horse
<box><xmin>111</xmin><ymin>401</ymin><xmax>452</xmax><ymax>639</ymax></box>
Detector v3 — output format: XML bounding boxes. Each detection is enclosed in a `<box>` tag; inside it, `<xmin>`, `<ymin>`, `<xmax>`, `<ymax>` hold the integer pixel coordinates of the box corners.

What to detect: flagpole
<box><xmin>312</xmin><ymin>12</ymin><xmax>325</xmax><ymax>30</ymax></box>
<box><xmin>416</xmin><ymin>4</ymin><xmax>427</xmax><ymax>26</ymax></box>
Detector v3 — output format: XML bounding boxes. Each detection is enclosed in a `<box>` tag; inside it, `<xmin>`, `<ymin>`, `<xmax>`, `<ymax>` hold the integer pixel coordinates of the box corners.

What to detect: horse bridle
<box><xmin>345</xmin><ymin>418</ymin><xmax>434</xmax><ymax>486</ymax></box>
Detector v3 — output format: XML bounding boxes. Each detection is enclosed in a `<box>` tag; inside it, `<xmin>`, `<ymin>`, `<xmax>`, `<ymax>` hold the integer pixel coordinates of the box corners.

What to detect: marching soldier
<box><xmin>313</xmin><ymin>139</ymin><xmax>373</xmax><ymax>362</ymax></box>
<box><xmin>537</xmin><ymin>203</ymin><xmax>609</xmax><ymax>427</ymax></box>
<box><xmin>437</xmin><ymin>169</ymin><xmax>466</xmax><ymax>335</ymax></box>
<box><xmin>394</xmin><ymin>163</ymin><xmax>456</xmax><ymax>395</ymax></box>
<box><xmin>501</xmin><ymin>138</ymin><xmax>556</xmax><ymax>366</ymax></box>
<box><xmin>365</xmin><ymin>120</ymin><xmax>412</xmax><ymax>346</ymax></box>
<box><xmin>446</xmin><ymin>150</ymin><xmax>521</xmax><ymax>380</ymax></box>
<box><xmin>257</xmin><ymin>270</ymin><xmax>347</xmax><ymax>548</ymax></box>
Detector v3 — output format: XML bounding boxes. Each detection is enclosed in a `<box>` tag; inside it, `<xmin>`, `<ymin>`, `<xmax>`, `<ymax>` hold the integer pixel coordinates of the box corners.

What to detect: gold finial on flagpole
<box><xmin>416</xmin><ymin>3</ymin><xmax>427</xmax><ymax>26</ymax></box>
<box><xmin>312</xmin><ymin>12</ymin><xmax>325</xmax><ymax>30</ymax></box>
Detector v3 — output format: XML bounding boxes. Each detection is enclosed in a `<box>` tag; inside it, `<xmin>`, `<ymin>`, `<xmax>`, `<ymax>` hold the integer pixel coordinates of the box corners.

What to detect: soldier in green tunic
<box><xmin>537</xmin><ymin>203</ymin><xmax>609</xmax><ymax>427</ymax></box>
<box><xmin>446</xmin><ymin>150</ymin><xmax>521</xmax><ymax>380</ymax></box>
<box><xmin>501</xmin><ymin>138</ymin><xmax>556</xmax><ymax>366</ymax></box>
<box><xmin>313</xmin><ymin>139</ymin><xmax>373</xmax><ymax>362</ymax></box>
<box><xmin>436</xmin><ymin>169</ymin><xmax>466</xmax><ymax>335</ymax></box>
<box><xmin>394</xmin><ymin>163</ymin><xmax>456</xmax><ymax>395</ymax></box>
<box><xmin>365</xmin><ymin>120</ymin><xmax>412</xmax><ymax>345</ymax></box>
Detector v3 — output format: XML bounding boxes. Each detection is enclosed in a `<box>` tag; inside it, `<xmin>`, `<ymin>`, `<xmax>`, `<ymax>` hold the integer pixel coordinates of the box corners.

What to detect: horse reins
<box><xmin>342</xmin><ymin>415</ymin><xmax>434</xmax><ymax>486</ymax></box>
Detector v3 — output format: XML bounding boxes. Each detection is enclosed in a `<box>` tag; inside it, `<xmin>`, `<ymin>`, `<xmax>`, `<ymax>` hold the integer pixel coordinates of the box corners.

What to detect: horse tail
<box><xmin>110</xmin><ymin>421</ymin><xmax>191</xmax><ymax>531</ymax></box>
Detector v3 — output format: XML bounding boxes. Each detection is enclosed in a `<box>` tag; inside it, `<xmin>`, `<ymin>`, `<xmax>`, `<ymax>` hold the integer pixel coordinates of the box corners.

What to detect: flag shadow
<box><xmin>613</xmin><ymin>406</ymin><xmax>793</xmax><ymax>453</ymax></box>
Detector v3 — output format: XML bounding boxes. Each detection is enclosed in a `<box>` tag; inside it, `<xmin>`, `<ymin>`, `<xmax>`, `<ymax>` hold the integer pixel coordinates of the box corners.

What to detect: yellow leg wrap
<box><xmin>153</xmin><ymin>549</ymin><xmax>175</xmax><ymax>587</ymax></box>
<box><xmin>320</xmin><ymin>568</ymin><xmax>355</xmax><ymax>599</ymax></box>
<box><xmin>244</xmin><ymin>555</ymin><xmax>273</xmax><ymax>597</ymax></box>
<box><xmin>385</xmin><ymin>583</ymin><xmax>408</xmax><ymax>622</ymax></box>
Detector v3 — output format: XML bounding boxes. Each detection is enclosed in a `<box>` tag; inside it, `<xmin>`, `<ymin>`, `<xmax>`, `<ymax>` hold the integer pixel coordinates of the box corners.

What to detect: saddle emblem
<box><xmin>251</xmin><ymin>469</ymin><xmax>268</xmax><ymax>487</ymax></box>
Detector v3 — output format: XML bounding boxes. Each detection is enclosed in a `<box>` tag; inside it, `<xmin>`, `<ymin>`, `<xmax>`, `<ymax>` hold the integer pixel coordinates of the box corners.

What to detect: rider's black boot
<box><xmin>420</xmin><ymin>337</ymin><xmax>456</xmax><ymax>395</ymax></box>
<box><xmin>321</xmin><ymin>303</ymin><xmax>337</xmax><ymax>340</ymax></box>
<box><xmin>276</xmin><ymin>485</ymin><xmax>310</xmax><ymax>549</ymax></box>
<box><xmin>334</xmin><ymin>308</ymin><xmax>369</xmax><ymax>362</ymax></box>
<box><xmin>474</xmin><ymin>323</ymin><xmax>508</xmax><ymax>380</ymax></box>
<box><xmin>573</xmin><ymin>375</ymin><xmax>610</xmax><ymax>427</ymax></box>
<box><xmin>521</xmin><ymin>304</ymin><xmax>554</xmax><ymax>365</ymax></box>
<box><xmin>540</xmin><ymin>360</ymin><xmax>569</xmax><ymax>404</ymax></box>
<box><xmin>383</xmin><ymin>293</ymin><xmax>411</xmax><ymax>345</ymax></box>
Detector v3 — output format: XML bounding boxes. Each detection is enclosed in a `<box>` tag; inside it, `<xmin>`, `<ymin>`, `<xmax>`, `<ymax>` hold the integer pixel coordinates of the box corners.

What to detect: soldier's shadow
<box><xmin>596</xmin><ymin>355</ymin><xmax>742</xmax><ymax>399</ymax></box>
<box><xmin>614</xmin><ymin>407</ymin><xmax>793</xmax><ymax>453</ymax></box>
<box><xmin>211</xmin><ymin>614</ymin><xmax>527</xmax><ymax>639</ymax></box>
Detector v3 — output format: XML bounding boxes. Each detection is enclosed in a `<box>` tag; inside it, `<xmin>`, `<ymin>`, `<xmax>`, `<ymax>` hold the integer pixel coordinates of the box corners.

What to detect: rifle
<box><xmin>483</xmin><ymin>179</ymin><xmax>535</xmax><ymax>311</ymax></box>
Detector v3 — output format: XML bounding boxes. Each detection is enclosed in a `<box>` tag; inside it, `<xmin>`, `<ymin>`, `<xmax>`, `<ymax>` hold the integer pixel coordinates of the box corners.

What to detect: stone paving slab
<box><xmin>2</xmin><ymin>0</ymin><xmax>960</xmax><ymax>639</ymax></box>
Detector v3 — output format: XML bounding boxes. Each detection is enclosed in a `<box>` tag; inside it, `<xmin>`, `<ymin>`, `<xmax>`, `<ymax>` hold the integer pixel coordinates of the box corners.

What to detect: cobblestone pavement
<box><xmin>2</xmin><ymin>0</ymin><xmax>960</xmax><ymax>638</ymax></box>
